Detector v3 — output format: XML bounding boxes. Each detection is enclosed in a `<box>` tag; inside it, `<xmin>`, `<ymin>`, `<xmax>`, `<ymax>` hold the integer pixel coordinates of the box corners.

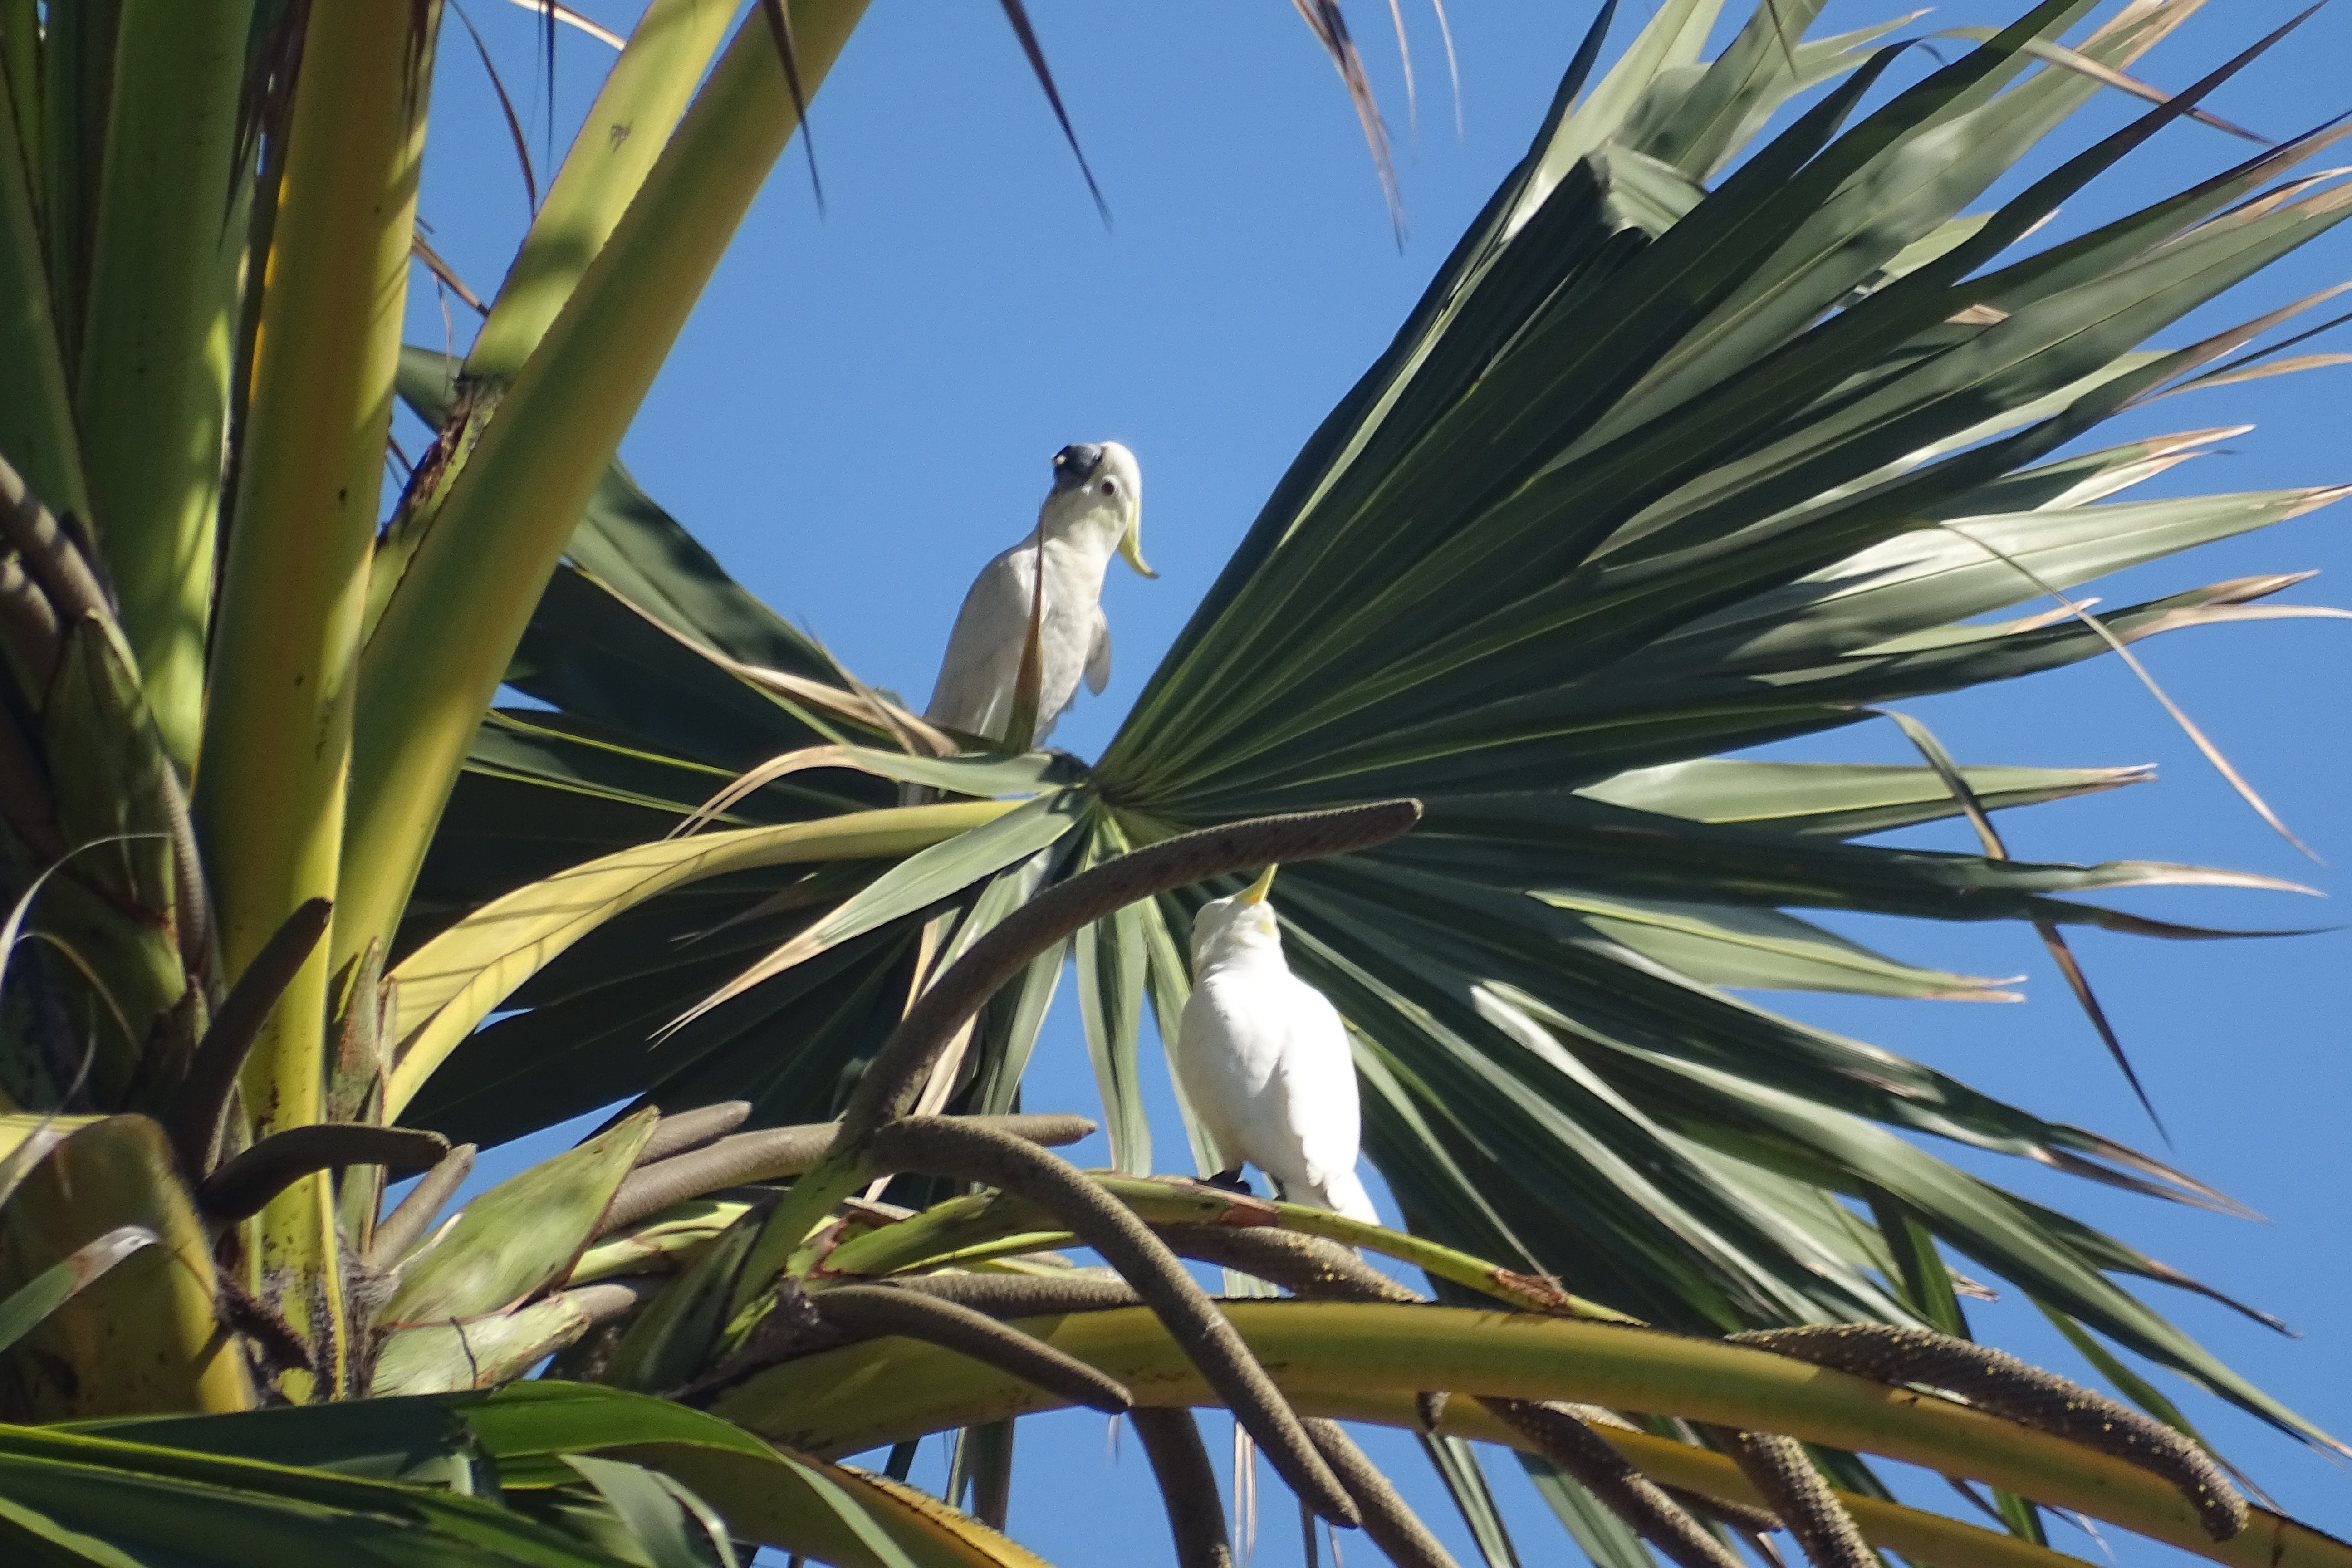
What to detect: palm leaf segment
<box><xmin>406</xmin><ymin>0</ymin><xmax>2349</xmax><ymax>1452</ymax></box>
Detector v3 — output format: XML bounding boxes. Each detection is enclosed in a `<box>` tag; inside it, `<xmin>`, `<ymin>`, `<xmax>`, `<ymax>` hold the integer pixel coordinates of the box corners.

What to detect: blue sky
<box><xmin>401</xmin><ymin>3</ymin><xmax>2352</xmax><ymax>1563</ymax></box>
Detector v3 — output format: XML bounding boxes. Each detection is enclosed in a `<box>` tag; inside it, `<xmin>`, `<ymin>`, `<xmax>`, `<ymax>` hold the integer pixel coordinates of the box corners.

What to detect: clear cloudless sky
<box><xmin>397</xmin><ymin>3</ymin><xmax>2352</xmax><ymax>1563</ymax></box>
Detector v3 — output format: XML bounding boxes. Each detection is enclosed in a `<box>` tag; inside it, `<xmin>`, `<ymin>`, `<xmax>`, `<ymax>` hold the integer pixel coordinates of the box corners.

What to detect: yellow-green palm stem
<box><xmin>194</xmin><ymin>0</ymin><xmax>441</xmax><ymax>1394</ymax></box>
<box><xmin>0</xmin><ymin>57</ymin><xmax>93</xmax><ymax>539</ymax></box>
<box><xmin>568</xmin><ymin>1198</ymin><xmax>753</xmax><ymax>1285</ymax></box>
<box><xmin>338</xmin><ymin>0</ymin><xmax>870</xmax><ymax>978</ymax></box>
<box><xmin>465</xmin><ymin>0</ymin><xmax>739</xmax><ymax>384</ymax></box>
<box><xmin>717</xmin><ymin>1302</ymin><xmax>2345</xmax><ymax>1568</ymax></box>
<box><xmin>360</xmin><ymin>0</ymin><xmax>741</xmax><ymax>644</ymax></box>
<box><xmin>76</xmin><ymin>0</ymin><xmax>256</xmax><ymax>772</ymax></box>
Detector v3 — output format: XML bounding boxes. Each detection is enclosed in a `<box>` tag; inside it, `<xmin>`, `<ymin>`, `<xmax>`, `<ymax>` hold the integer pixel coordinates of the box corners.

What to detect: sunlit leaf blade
<box><xmin>382</xmin><ymin>1110</ymin><xmax>656</xmax><ymax>1327</ymax></box>
<box><xmin>1873</xmin><ymin>706</ymin><xmax>2166</xmax><ymax>1130</ymax></box>
<box><xmin>385</xmin><ymin>803</ymin><xmax>1014</xmax><ymax>1119</ymax></box>
<box><xmin>1289</xmin><ymin>0</ymin><xmax>1406</xmax><ymax>242</ymax></box>
<box><xmin>1073</xmin><ymin>821</ymin><xmax>1156</xmax><ymax>1174</ymax></box>
<box><xmin>664</xmin><ymin>791</ymin><xmax>1083</xmax><ymax>1033</ymax></box>
<box><xmin>0</xmin><ymin>1225</ymin><xmax>156</xmax><ymax>1355</ymax></box>
<box><xmin>1533</xmin><ymin>890</ymin><xmax>2023</xmax><ymax>1001</ymax></box>
<box><xmin>0</xmin><ymin>1114</ymin><xmax>252</xmax><ymax>1418</ymax></box>
<box><xmin>561</xmin><ymin>1453</ymin><xmax>737</xmax><ymax>1568</ymax></box>
<box><xmin>1577</xmin><ymin>758</ymin><xmax>2153</xmax><ymax>838</ymax></box>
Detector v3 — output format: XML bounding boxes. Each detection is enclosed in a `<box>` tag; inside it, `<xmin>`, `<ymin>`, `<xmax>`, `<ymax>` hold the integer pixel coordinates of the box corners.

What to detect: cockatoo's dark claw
<box><xmin>1204</xmin><ymin>1167</ymin><xmax>1254</xmax><ymax>1196</ymax></box>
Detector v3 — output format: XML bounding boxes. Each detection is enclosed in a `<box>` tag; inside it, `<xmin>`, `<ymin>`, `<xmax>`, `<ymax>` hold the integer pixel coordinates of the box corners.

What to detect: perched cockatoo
<box><xmin>1172</xmin><ymin>867</ymin><xmax>1377</xmax><ymax>1223</ymax></box>
<box><xmin>923</xmin><ymin>441</ymin><xmax>1152</xmax><ymax>747</ymax></box>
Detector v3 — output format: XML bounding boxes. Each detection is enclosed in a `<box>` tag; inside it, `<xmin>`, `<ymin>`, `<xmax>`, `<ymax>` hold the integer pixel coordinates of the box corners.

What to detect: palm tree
<box><xmin>0</xmin><ymin>0</ymin><xmax>2347</xmax><ymax>1563</ymax></box>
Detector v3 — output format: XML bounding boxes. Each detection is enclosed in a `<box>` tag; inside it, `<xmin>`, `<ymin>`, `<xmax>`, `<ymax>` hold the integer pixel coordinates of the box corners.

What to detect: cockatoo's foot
<box><xmin>1203</xmin><ymin>1167</ymin><xmax>1254</xmax><ymax>1196</ymax></box>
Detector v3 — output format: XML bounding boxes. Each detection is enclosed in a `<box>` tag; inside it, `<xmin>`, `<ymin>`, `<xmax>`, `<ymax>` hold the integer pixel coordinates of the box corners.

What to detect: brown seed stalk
<box><xmin>1733</xmin><ymin>1324</ymin><xmax>2245</xmax><ymax>1540</ymax></box>
<box><xmin>1483</xmin><ymin>1399</ymin><xmax>1744</xmax><ymax>1568</ymax></box>
<box><xmin>867</xmin><ymin>1116</ymin><xmax>1359</xmax><ymax>1527</ymax></box>
<box><xmin>199</xmin><ymin>1124</ymin><xmax>448</xmax><ymax>1222</ymax></box>
<box><xmin>1303</xmin><ymin>1417</ymin><xmax>1464</xmax><ymax>1568</ymax></box>
<box><xmin>1131</xmin><ymin>1406</ymin><xmax>1237</xmax><ymax>1568</ymax></box>
<box><xmin>883</xmin><ymin>1272</ymin><xmax>1142</xmax><ymax>1317</ymax></box>
<box><xmin>368</xmin><ymin>1142</ymin><xmax>477</xmax><ymax>1266</ymax></box>
<box><xmin>601</xmin><ymin>1112</ymin><xmax>1098</xmax><ymax>1237</ymax></box>
<box><xmin>1711</xmin><ymin>1428</ymin><xmax>1872</xmax><ymax>1568</ymax></box>
<box><xmin>636</xmin><ymin>1101</ymin><xmax>755</xmax><ymax>1165</ymax></box>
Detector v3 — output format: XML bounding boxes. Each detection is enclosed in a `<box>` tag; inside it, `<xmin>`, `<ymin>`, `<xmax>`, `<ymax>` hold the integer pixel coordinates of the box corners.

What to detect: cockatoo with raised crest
<box><xmin>1173</xmin><ymin>867</ymin><xmax>1377</xmax><ymax>1224</ymax></box>
<box><xmin>923</xmin><ymin>441</ymin><xmax>1152</xmax><ymax>746</ymax></box>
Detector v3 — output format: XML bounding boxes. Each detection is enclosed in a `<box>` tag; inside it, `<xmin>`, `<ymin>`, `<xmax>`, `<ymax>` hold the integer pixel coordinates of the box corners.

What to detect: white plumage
<box><xmin>1172</xmin><ymin>868</ymin><xmax>1377</xmax><ymax>1223</ymax></box>
<box><xmin>923</xmin><ymin>441</ymin><xmax>1152</xmax><ymax>746</ymax></box>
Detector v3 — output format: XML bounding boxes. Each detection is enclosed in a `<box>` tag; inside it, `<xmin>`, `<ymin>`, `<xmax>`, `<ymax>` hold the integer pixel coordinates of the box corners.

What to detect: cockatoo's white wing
<box><xmin>1260</xmin><ymin>980</ymin><xmax>1377</xmax><ymax>1222</ymax></box>
<box><xmin>1084</xmin><ymin>605</ymin><xmax>1112</xmax><ymax>696</ymax></box>
<box><xmin>923</xmin><ymin>544</ymin><xmax>1031</xmax><ymax>741</ymax></box>
<box><xmin>1172</xmin><ymin>976</ymin><xmax>1267</xmax><ymax>1173</ymax></box>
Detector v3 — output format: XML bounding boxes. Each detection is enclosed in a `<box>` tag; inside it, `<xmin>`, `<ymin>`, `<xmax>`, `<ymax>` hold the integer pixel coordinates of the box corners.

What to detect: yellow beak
<box><xmin>1119</xmin><ymin>511</ymin><xmax>1157</xmax><ymax>579</ymax></box>
<box><xmin>1239</xmin><ymin>865</ymin><xmax>1278</xmax><ymax>904</ymax></box>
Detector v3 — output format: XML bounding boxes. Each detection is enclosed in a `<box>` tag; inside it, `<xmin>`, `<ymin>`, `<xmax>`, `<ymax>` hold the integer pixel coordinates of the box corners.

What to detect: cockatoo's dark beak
<box><xmin>1051</xmin><ymin>443</ymin><xmax>1106</xmax><ymax>490</ymax></box>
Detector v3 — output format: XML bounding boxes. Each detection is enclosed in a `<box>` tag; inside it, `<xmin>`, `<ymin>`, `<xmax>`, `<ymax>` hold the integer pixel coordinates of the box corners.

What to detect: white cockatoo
<box><xmin>923</xmin><ymin>441</ymin><xmax>1152</xmax><ymax>746</ymax></box>
<box><xmin>1172</xmin><ymin>867</ymin><xmax>1377</xmax><ymax>1223</ymax></box>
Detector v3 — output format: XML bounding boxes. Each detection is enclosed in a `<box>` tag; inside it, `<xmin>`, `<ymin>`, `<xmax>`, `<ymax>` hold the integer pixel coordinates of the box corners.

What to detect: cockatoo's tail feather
<box><xmin>1296</xmin><ymin>1168</ymin><xmax>1377</xmax><ymax>1227</ymax></box>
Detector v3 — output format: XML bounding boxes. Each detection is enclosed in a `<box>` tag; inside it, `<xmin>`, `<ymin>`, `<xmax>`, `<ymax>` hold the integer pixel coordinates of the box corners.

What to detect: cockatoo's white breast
<box><xmin>925</xmin><ymin>535</ymin><xmax>1113</xmax><ymax>745</ymax></box>
<box><xmin>1172</xmin><ymin>892</ymin><xmax>1376</xmax><ymax>1223</ymax></box>
<box><xmin>921</xmin><ymin>441</ymin><xmax>1147</xmax><ymax>747</ymax></box>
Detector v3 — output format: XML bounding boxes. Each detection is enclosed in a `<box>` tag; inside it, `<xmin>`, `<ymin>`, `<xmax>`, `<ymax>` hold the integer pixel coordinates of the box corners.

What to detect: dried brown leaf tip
<box><xmin>1492</xmin><ymin>1267</ymin><xmax>1581</xmax><ymax>1311</ymax></box>
<box><xmin>994</xmin><ymin>0</ymin><xmax>1110</xmax><ymax>225</ymax></box>
<box><xmin>1291</xmin><ymin>0</ymin><xmax>1407</xmax><ymax>244</ymax></box>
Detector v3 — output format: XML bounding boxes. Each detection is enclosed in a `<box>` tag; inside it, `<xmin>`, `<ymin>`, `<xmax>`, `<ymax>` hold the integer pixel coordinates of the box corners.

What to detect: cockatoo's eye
<box><xmin>1098</xmin><ymin>480</ymin><xmax>1117</xmax><ymax>496</ymax></box>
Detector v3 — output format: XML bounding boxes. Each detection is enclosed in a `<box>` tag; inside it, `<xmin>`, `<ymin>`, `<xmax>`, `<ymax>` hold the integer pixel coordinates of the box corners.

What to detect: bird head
<box><xmin>1189</xmin><ymin>865</ymin><xmax>1283</xmax><ymax>969</ymax></box>
<box><xmin>1043</xmin><ymin>441</ymin><xmax>1154</xmax><ymax>578</ymax></box>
